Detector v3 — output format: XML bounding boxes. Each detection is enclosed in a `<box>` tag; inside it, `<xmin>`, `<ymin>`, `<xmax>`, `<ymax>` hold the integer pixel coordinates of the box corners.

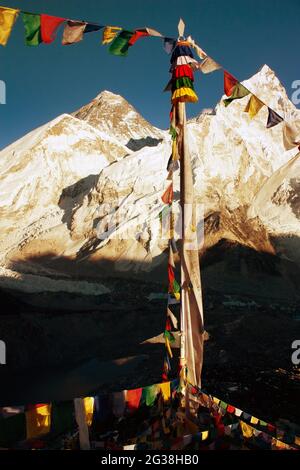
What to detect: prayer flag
<box><xmin>199</xmin><ymin>57</ymin><xmax>221</xmax><ymax>74</ymax></box>
<box><xmin>22</xmin><ymin>13</ymin><xmax>42</xmax><ymax>46</ymax></box>
<box><xmin>62</xmin><ymin>21</ymin><xmax>87</xmax><ymax>45</ymax></box>
<box><xmin>224</xmin><ymin>71</ymin><xmax>238</xmax><ymax>96</ymax></box>
<box><xmin>161</xmin><ymin>183</ymin><xmax>173</xmax><ymax>204</ymax></box>
<box><xmin>128</xmin><ymin>29</ymin><xmax>149</xmax><ymax>46</ymax></box>
<box><xmin>41</xmin><ymin>14</ymin><xmax>65</xmax><ymax>44</ymax></box>
<box><xmin>102</xmin><ymin>26</ymin><xmax>122</xmax><ymax>45</ymax></box>
<box><xmin>109</xmin><ymin>30</ymin><xmax>134</xmax><ymax>56</ymax></box>
<box><xmin>163</xmin><ymin>37</ymin><xmax>176</xmax><ymax>54</ymax></box>
<box><xmin>223</xmin><ymin>83</ymin><xmax>250</xmax><ymax>107</ymax></box>
<box><xmin>244</xmin><ymin>94</ymin><xmax>264</xmax><ymax>118</ymax></box>
<box><xmin>266</xmin><ymin>107</ymin><xmax>284</xmax><ymax>128</ymax></box>
<box><xmin>0</xmin><ymin>7</ymin><xmax>19</xmax><ymax>46</ymax></box>
<box><xmin>283</xmin><ymin>121</ymin><xmax>300</xmax><ymax>150</ymax></box>
<box><xmin>25</xmin><ymin>404</ymin><xmax>51</xmax><ymax>439</ymax></box>
<box><xmin>84</xmin><ymin>23</ymin><xmax>103</xmax><ymax>34</ymax></box>
<box><xmin>126</xmin><ymin>388</ymin><xmax>142</xmax><ymax>412</ymax></box>
<box><xmin>159</xmin><ymin>382</ymin><xmax>171</xmax><ymax>402</ymax></box>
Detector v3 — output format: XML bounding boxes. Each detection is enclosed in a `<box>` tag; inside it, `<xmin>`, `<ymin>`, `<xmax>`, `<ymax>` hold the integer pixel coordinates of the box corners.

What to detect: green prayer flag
<box><xmin>164</xmin><ymin>330</ymin><xmax>175</xmax><ymax>343</ymax></box>
<box><xmin>109</xmin><ymin>30</ymin><xmax>133</xmax><ymax>56</ymax></box>
<box><xmin>223</xmin><ymin>83</ymin><xmax>250</xmax><ymax>107</ymax></box>
<box><xmin>22</xmin><ymin>12</ymin><xmax>42</xmax><ymax>46</ymax></box>
<box><xmin>142</xmin><ymin>385</ymin><xmax>158</xmax><ymax>407</ymax></box>
<box><xmin>174</xmin><ymin>77</ymin><xmax>194</xmax><ymax>90</ymax></box>
<box><xmin>173</xmin><ymin>279</ymin><xmax>180</xmax><ymax>293</ymax></box>
<box><xmin>169</xmin><ymin>126</ymin><xmax>177</xmax><ymax>140</ymax></box>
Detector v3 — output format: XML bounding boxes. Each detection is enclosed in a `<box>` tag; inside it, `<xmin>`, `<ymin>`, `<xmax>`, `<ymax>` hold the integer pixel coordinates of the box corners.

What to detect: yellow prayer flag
<box><xmin>0</xmin><ymin>7</ymin><xmax>19</xmax><ymax>46</ymax></box>
<box><xmin>202</xmin><ymin>430</ymin><xmax>209</xmax><ymax>441</ymax></box>
<box><xmin>83</xmin><ymin>397</ymin><xmax>94</xmax><ymax>426</ymax></box>
<box><xmin>244</xmin><ymin>95</ymin><xmax>264</xmax><ymax>119</ymax></box>
<box><xmin>159</xmin><ymin>382</ymin><xmax>171</xmax><ymax>402</ymax></box>
<box><xmin>26</xmin><ymin>404</ymin><xmax>52</xmax><ymax>439</ymax></box>
<box><xmin>102</xmin><ymin>26</ymin><xmax>122</xmax><ymax>44</ymax></box>
<box><xmin>240</xmin><ymin>421</ymin><xmax>254</xmax><ymax>439</ymax></box>
<box><xmin>174</xmin><ymin>292</ymin><xmax>180</xmax><ymax>301</ymax></box>
<box><xmin>250</xmin><ymin>416</ymin><xmax>259</xmax><ymax>425</ymax></box>
<box><xmin>165</xmin><ymin>337</ymin><xmax>173</xmax><ymax>358</ymax></box>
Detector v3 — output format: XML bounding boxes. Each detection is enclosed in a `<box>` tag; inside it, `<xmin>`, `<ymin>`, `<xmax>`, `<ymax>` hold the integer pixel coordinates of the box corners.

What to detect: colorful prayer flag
<box><xmin>161</xmin><ymin>183</ymin><xmax>173</xmax><ymax>204</ymax></box>
<box><xmin>163</xmin><ymin>37</ymin><xmax>176</xmax><ymax>54</ymax></box>
<box><xmin>83</xmin><ymin>397</ymin><xmax>94</xmax><ymax>426</ymax></box>
<box><xmin>167</xmin><ymin>307</ymin><xmax>178</xmax><ymax>329</ymax></box>
<box><xmin>244</xmin><ymin>94</ymin><xmax>264</xmax><ymax>119</ymax></box>
<box><xmin>266</xmin><ymin>107</ymin><xmax>284</xmax><ymax>128</ymax></box>
<box><xmin>223</xmin><ymin>83</ymin><xmax>250</xmax><ymax>107</ymax></box>
<box><xmin>25</xmin><ymin>404</ymin><xmax>51</xmax><ymax>439</ymax></box>
<box><xmin>128</xmin><ymin>29</ymin><xmax>149</xmax><ymax>46</ymax></box>
<box><xmin>126</xmin><ymin>388</ymin><xmax>142</xmax><ymax>412</ymax></box>
<box><xmin>40</xmin><ymin>14</ymin><xmax>65</xmax><ymax>44</ymax></box>
<box><xmin>145</xmin><ymin>27</ymin><xmax>163</xmax><ymax>37</ymax></box>
<box><xmin>159</xmin><ymin>382</ymin><xmax>171</xmax><ymax>402</ymax></box>
<box><xmin>62</xmin><ymin>21</ymin><xmax>87</xmax><ymax>45</ymax></box>
<box><xmin>109</xmin><ymin>30</ymin><xmax>133</xmax><ymax>56</ymax></box>
<box><xmin>224</xmin><ymin>71</ymin><xmax>238</xmax><ymax>96</ymax></box>
<box><xmin>22</xmin><ymin>13</ymin><xmax>42</xmax><ymax>46</ymax></box>
<box><xmin>199</xmin><ymin>57</ymin><xmax>221</xmax><ymax>74</ymax></box>
<box><xmin>102</xmin><ymin>26</ymin><xmax>122</xmax><ymax>45</ymax></box>
<box><xmin>142</xmin><ymin>385</ymin><xmax>159</xmax><ymax>407</ymax></box>
<box><xmin>283</xmin><ymin>121</ymin><xmax>300</xmax><ymax>150</ymax></box>
<box><xmin>84</xmin><ymin>23</ymin><xmax>103</xmax><ymax>34</ymax></box>
<box><xmin>0</xmin><ymin>7</ymin><xmax>19</xmax><ymax>46</ymax></box>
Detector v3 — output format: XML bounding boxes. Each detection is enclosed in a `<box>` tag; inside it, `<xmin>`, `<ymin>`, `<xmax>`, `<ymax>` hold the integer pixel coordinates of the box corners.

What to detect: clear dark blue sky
<box><xmin>0</xmin><ymin>0</ymin><xmax>299</xmax><ymax>149</ymax></box>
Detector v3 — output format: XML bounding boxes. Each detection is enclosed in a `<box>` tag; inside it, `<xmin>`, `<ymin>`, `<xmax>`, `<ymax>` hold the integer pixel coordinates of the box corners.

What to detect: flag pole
<box><xmin>176</xmin><ymin>19</ymin><xmax>205</xmax><ymax>404</ymax></box>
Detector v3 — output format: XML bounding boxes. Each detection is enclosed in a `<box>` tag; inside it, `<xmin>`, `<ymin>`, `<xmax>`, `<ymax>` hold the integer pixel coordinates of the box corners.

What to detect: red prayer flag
<box><xmin>227</xmin><ymin>405</ymin><xmax>235</xmax><ymax>414</ymax></box>
<box><xmin>41</xmin><ymin>14</ymin><xmax>65</xmax><ymax>44</ymax></box>
<box><xmin>161</xmin><ymin>183</ymin><xmax>173</xmax><ymax>204</ymax></box>
<box><xmin>168</xmin><ymin>264</ymin><xmax>175</xmax><ymax>291</ymax></box>
<box><xmin>126</xmin><ymin>388</ymin><xmax>142</xmax><ymax>412</ymax></box>
<box><xmin>128</xmin><ymin>29</ymin><xmax>149</xmax><ymax>46</ymax></box>
<box><xmin>224</xmin><ymin>71</ymin><xmax>238</xmax><ymax>96</ymax></box>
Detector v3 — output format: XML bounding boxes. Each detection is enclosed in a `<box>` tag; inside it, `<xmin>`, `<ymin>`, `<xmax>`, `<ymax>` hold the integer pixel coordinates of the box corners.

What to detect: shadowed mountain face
<box><xmin>0</xmin><ymin>66</ymin><xmax>300</xmax><ymax>412</ymax></box>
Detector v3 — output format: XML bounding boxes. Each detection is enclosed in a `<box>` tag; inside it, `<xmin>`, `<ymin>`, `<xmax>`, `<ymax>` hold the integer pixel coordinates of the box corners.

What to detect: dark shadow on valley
<box><xmin>0</xmin><ymin>239</ymin><xmax>300</xmax><ymax>420</ymax></box>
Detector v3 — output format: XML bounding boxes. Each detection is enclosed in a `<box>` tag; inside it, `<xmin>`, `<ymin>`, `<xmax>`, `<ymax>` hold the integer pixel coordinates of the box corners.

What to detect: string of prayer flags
<box><xmin>22</xmin><ymin>13</ymin><xmax>42</xmax><ymax>46</ymax></box>
<box><xmin>109</xmin><ymin>30</ymin><xmax>134</xmax><ymax>56</ymax></box>
<box><xmin>223</xmin><ymin>83</ymin><xmax>250</xmax><ymax>107</ymax></box>
<box><xmin>267</xmin><ymin>107</ymin><xmax>284</xmax><ymax>128</ymax></box>
<box><xmin>41</xmin><ymin>15</ymin><xmax>65</xmax><ymax>44</ymax></box>
<box><xmin>62</xmin><ymin>21</ymin><xmax>87</xmax><ymax>45</ymax></box>
<box><xmin>244</xmin><ymin>94</ymin><xmax>264</xmax><ymax>119</ymax></box>
<box><xmin>199</xmin><ymin>56</ymin><xmax>221</xmax><ymax>74</ymax></box>
<box><xmin>0</xmin><ymin>6</ymin><xmax>19</xmax><ymax>46</ymax></box>
<box><xmin>224</xmin><ymin>71</ymin><xmax>238</xmax><ymax>96</ymax></box>
<box><xmin>102</xmin><ymin>25</ymin><xmax>122</xmax><ymax>44</ymax></box>
<box><xmin>25</xmin><ymin>404</ymin><xmax>52</xmax><ymax>439</ymax></box>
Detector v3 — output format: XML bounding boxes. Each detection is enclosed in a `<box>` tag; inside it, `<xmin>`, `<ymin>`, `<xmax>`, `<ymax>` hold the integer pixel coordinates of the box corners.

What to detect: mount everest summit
<box><xmin>0</xmin><ymin>64</ymin><xmax>300</xmax><ymax>301</ymax></box>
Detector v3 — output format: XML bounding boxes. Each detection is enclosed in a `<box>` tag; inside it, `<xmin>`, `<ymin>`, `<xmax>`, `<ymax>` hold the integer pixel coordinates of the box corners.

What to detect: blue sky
<box><xmin>0</xmin><ymin>0</ymin><xmax>299</xmax><ymax>148</ymax></box>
